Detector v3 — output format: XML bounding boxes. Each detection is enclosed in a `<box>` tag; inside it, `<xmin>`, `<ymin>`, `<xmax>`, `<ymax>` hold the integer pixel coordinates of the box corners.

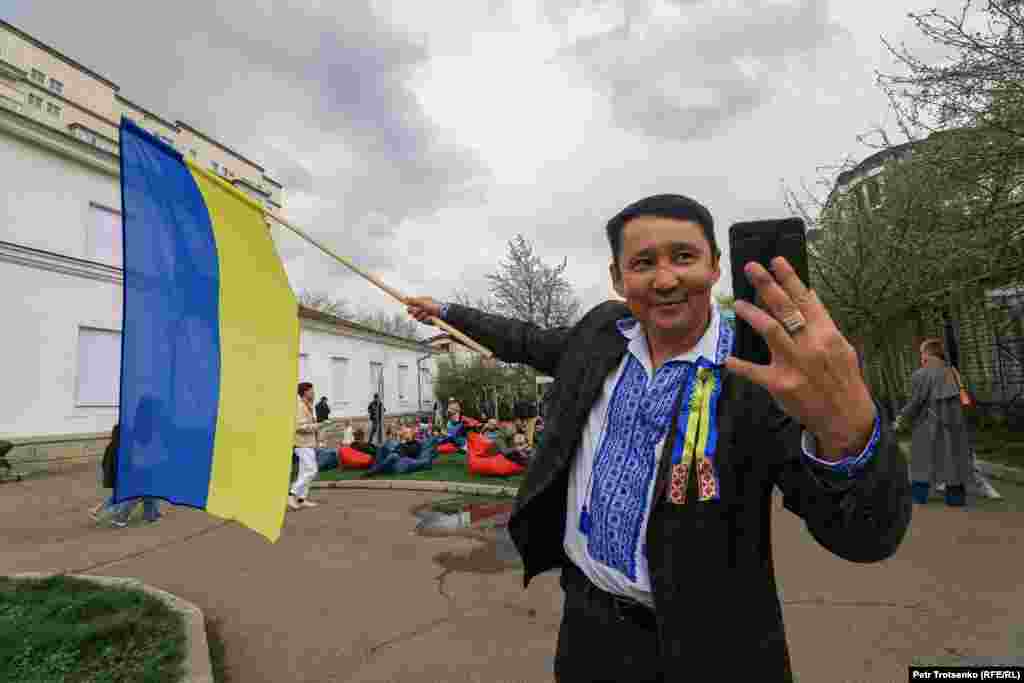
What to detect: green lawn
<box><xmin>0</xmin><ymin>575</ymin><xmax>186</xmax><ymax>683</ymax></box>
<box><xmin>316</xmin><ymin>452</ymin><xmax>525</xmax><ymax>489</ymax></box>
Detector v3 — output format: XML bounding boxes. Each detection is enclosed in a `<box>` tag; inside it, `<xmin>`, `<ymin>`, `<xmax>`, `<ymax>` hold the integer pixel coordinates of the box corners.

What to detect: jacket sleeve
<box><xmin>763</xmin><ymin>392</ymin><xmax>912</xmax><ymax>563</ymax></box>
<box><xmin>898</xmin><ymin>369</ymin><xmax>930</xmax><ymax>425</ymax></box>
<box><xmin>442</xmin><ymin>304</ymin><xmax>572</xmax><ymax>378</ymax></box>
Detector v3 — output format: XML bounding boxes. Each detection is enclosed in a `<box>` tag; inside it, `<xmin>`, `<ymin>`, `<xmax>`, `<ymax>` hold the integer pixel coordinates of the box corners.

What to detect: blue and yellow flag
<box><xmin>115</xmin><ymin>118</ymin><xmax>298</xmax><ymax>542</ymax></box>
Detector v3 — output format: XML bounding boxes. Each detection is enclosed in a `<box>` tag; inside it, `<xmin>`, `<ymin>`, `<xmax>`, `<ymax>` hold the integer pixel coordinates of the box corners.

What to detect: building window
<box><xmin>48</xmin><ymin>78</ymin><xmax>63</xmax><ymax>95</ymax></box>
<box><xmin>30</xmin><ymin>68</ymin><xmax>45</xmax><ymax>84</ymax></box>
<box><xmin>370</xmin><ymin>361</ymin><xmax>383</xmax><ymax>395</ymax></box>
<box><xmin>27</xmin><ymin>93</ymin><xmax>42</xmax><ymax>109</ymax></box>
<box><xmin>86</xmin><ymin>203</ymin><xmax>123</xmax><ymax>267</ymax></box>
<box><xmin>397</xmin><ymin>364</ymin><xmax>409</xmax><ymax>400</ymax></box>
<box><xmin>46</xmin><ymin>102</ymin><xmax>61</xmax><ymax>118</ymax></box>
<box><xmin>330</xmin><ymin>357</ymin><xmax>349</xmax><ymax>406</ymax></box>
<box><xmin>76</xmin><ymin>328</ymin><xmax>121</xmax><ymax>406</ymax></box>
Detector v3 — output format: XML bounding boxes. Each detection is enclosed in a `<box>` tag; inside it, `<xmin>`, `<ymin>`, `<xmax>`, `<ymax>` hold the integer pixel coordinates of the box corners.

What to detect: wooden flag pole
<box><xmin>266</xmin><ymin>212</ymin><xmax>495</xmax><ymax>358</ymax></box>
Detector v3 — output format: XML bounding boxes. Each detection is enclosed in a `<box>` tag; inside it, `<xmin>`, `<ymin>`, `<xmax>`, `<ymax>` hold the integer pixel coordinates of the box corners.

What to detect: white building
<box><xmin>298</xmin><ymin>306</ymin><xmax>438</xmax><ymax>421</ymax></box>
<box><xmin>0</xmin><ymin>96</ymin><xmax>438</xmax><ymax>468</ymax></box>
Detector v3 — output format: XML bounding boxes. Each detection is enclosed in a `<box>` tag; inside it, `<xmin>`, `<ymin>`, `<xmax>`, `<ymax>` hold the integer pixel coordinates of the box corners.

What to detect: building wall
<box><xmin>0</xmin><ymin>121</ymin><xmax>119</xmax><ymax>258</ymax></box>
<box><xmin>118</xmin><ymin>97</ymin><xmax>178</xmax><ymax>144</ymax></box>
<box><xmin>0</xmin><ymin>21</ymin><xmax>284</xmax><ymax>211</ymax></box>
<box><xmin>0</xmin><ymin>247</ymin><xmax>123</xmax><ymax>438</ymax></box>
<box><xmin>0</xmin><ymin>25</ymin><xmax>119</xmax><ymax>120</ymax></box>
<box><xmin>298</xmin><ymin>322</ymin><xmax>438</xmax><ymax>420</ymax></box>
<box><xmin>0</xmin><ymin>118</ymin><xmax>434</xmax><ymax>452</ymax></box>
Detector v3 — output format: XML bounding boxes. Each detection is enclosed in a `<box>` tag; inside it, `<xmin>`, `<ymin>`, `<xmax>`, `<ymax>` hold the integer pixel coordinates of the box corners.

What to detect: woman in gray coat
<box><xmin>896</xmin><ymin>338</ymin><xmax>970</xmax><ymax>506</ymax></box>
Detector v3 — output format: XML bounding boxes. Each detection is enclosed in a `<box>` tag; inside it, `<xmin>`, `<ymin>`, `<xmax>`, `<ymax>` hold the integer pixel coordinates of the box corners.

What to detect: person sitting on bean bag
<box><xmin>467</xmin><ymin>431</ymin><xmax>525</xmax><ymax>476</ymax></box>
<box><xmin>532</xmin><ymin>417</ymin><xmax>545</xmax><ymax>450</ymax></box>
<box><xmin>481</xmin><ymin>418</ymin><xmax>512</xmax><ymax>451</ymax></box>
<box><xmin>363</xmin><ymin>426</ymin><xmax>440</xmax><ymax>477</ymax></box>
<box><xmin>501</xmin><ymin>432</ymin><xmax>534</xmax><ymax>468</ymax></box>
<box><xmin>435</xmin><ymin>400</ymin><xmax>477</xmax><ymax>452</ymax></box>
<box><xmin>349</xmin><ymin>428</ymin><xmax>377</xmax><ymax>457</ymax></box>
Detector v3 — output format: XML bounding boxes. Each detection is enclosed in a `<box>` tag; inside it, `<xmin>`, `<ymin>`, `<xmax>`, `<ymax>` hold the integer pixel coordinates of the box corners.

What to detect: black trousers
<box><xmin>555</xmin><ymin>563</ymin><xmax>662</xmax><ymax>683</ymax></box>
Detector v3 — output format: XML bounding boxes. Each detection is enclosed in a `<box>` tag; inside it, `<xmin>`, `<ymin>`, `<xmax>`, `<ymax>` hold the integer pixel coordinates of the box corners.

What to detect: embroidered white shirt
<box><xmin>563</xmin><ymin>306</ymin><xmax>728</xmax><ymax>607</ymax></box>
<box><xmin>561</xmin><ymin>304</ymin><xmax>880</xmax><ymax>607</ymax></box>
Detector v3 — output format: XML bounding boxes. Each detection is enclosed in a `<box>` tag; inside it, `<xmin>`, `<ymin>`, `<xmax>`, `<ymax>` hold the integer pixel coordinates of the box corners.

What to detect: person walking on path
<box><xmin>290</xmin><ymin>382</ymin><xmax>321</xmax><ymax>511</ymax></box>
<box><xmin>89</xmin><ymin>424</ymin><xmax>123</xmax><ymax>522</ymax></box>
<box><xmin>316</xmin><ymin>396</ymin><xmax>331</xmax><ymax>423</ymax></box>
<box><xmin>895</xmin><ymin>338</ymin><xmax>972</xmax><ymax>506</ymax></box>
<box><xmin>368</xmin><ymin>393</ymin><xmax>385</xmax><ymax>446</ymax></box>
<box><xmin>405</xmin><ymin>193</ymin><xmax>911</xmax><ymax>682</ymax></box>
<box><xmin>0</xmin><ymin>439</ymin><xmax>12</xmax><ymax>476</ymax></box>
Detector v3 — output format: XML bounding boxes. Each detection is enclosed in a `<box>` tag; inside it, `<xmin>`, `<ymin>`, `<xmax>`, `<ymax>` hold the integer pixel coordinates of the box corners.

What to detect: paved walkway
<box><xmin>3</xmin><ymin>467</ymin><xmax>1023</xmax><ymax>682</ymax></box>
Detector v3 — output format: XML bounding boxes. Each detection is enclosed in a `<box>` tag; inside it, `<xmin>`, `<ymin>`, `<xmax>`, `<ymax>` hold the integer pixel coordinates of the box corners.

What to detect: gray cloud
<box><xmin>551</xmin><ymin>0</ymin><xmax>849</xmax><ymax>142</ymax></box>
<box><xmin>5</xmin><ymin>0</ymin><xmax>488</xmax><ymax>276</ymax></box>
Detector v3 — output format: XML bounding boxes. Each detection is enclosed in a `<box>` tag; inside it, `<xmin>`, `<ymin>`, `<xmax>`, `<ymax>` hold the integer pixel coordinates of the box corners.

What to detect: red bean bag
<box><xmin>339</xmin><ymin>446</ymin><xmax>373</xmax><ymax>469</ymax></box>
<box><xmin>467</xmin><ymin>432</ymin><xmax>525</xmax><ymax>477</ymax></box>
<box><xmin>436</xmin><ymin>442</ymin><xmax>459</xmax><ymax>455</ymax></box>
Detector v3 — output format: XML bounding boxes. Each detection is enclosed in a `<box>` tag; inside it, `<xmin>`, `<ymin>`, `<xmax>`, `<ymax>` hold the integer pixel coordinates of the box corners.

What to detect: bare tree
<box><xmin>452</xmin><ymin>291</ymin><xmax>501</xmax><ymax>315</ymax></box>
<box><xmin>297</xmin><ymin>290</ymin><xmax>351</xmax><ymax>318</ymax></box>
<box><xmin>877</xmin><ymin>0</ymin><xmax>1024</xmax><ymax>139</ymax></box>
<box><xmin>485</xmin><ymin>234</ymin><xmax>582</xmax><ymax>329</ymax></box>
<box><xmin>354</xmin><ymin>308</ymin><xmax>422</xmax><ymax>340</ymax></box>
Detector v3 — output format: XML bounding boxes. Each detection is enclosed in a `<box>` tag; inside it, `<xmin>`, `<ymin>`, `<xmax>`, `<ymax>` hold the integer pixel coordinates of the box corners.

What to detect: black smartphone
<box><xmin>728</xmin><ymin>218</ymin><xmax>810</xmax><ymax>365</ymax></box>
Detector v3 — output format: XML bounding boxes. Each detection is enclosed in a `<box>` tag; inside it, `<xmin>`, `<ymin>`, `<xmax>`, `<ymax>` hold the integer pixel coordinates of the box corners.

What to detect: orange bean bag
<box><xmin>436</xmin><ymin>442</ymin><xmax>459</xmax><ymax>455</ymax></box>
<box><xmin>339</xmin><ymin>446</ymin><xmax>374</xmax><ymax>469</ymax></box>
<box><xmin>467</xmin><ymin>432</ymin><xmax>525</xmax><ymax>477</ymax></box>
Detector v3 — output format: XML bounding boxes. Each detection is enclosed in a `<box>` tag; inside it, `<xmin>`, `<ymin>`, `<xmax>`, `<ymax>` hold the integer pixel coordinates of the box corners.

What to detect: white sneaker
<box><xmin>287</xmin><ymin>495</ymin><xmax>302</xmax><ymax>511</ymax></box>
<box><xmin>300</xmin><ymin>499</ymin><xmax>319</xmax><ymax>508</ymax></box>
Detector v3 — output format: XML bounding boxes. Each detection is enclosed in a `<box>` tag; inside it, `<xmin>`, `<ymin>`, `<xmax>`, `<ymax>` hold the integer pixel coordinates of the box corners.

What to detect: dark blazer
<box><xmin>443</xmin><ymin>301</ymin><xmax>912</xmax><ymax>681</ymax></box>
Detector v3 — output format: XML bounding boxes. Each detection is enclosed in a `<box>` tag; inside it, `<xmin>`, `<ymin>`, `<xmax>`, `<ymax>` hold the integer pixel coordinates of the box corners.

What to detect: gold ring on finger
<box><xmin>781</xmin><ymin>311</ymin><xmax>807</xmax><ymax>335</ymax></box>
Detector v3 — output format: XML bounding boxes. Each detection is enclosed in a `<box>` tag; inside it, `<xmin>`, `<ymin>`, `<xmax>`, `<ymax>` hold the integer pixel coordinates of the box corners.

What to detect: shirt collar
<box><xmin>615</xmin><ymin>304</ymin><xmax>734</xmax><ymax>371</ymax></box>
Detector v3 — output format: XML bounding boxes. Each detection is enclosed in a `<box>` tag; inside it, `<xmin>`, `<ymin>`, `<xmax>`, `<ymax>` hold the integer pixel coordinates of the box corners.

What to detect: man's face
<box><xmin>610</xmin><ymin>216</ymin><xmax>720</xmax><ymax>340</ymax></box>
<box><xmin>303</xmin><ymin>387</ymin><xmax>315</xmax><ymax>402</ymax></box>
<box><xmin>485</xmin><ymin>418</ymin><xmax>498</xmax><ymax>432</ymax></box>
<box><xmin>513</xmin><ymin>434</ymin><xmax>528</xmax><ymax>451</ymax></box>
<box><xmin>399</xmin><ymin>426</ymin><xmax>414</xmax><ymax>442</ymax></box>
<box><xmin>448</xmin><ymin>402</ymin><xmax>461</xmax><ymax>417</ymax></box>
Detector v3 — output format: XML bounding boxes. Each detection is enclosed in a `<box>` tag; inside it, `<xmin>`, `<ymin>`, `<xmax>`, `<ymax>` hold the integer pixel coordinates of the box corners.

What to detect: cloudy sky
<box><xmin>8</xmin><ymin>0</ymin><xmax>968</xmax><ymax>334</ymax></box>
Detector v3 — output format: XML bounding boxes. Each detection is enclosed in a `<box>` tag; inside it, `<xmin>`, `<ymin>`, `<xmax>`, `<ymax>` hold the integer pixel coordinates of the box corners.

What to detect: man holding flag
<box><xmin>405</xmin><ymin>194</ymin><xmax>911</xmax><ymax>682</ymax></box>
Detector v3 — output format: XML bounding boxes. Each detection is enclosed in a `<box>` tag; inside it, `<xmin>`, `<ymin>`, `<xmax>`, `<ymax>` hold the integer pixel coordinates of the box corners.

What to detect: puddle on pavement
<box><xmin>413</xmin><ymin>500</ymin><xmax>522</xmax><ymax>574</ymax></box>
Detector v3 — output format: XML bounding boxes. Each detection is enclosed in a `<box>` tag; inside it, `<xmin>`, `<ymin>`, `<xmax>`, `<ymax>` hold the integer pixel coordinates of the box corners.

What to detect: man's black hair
<box><xmin>606</xmin><ymin>194</ymin><xmax>720</xmax><ymax>268</ymax></box>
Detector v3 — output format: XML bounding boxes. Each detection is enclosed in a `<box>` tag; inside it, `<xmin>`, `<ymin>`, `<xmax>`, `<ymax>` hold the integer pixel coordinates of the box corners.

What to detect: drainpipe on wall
<box><xmin>416</xmin><ymin>353</ymin><xmax>432</xmax><ymax>420</ymax></box>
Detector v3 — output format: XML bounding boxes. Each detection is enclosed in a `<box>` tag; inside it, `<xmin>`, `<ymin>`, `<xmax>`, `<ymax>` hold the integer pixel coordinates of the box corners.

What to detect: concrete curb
<box><xmin>312</xmin><ymin>478</ymin><xmax>518</xmax><ymax>497</ymax></box>
<box><xmin>11</xmin><ymin>572</ymin><xmax>213</xmax><ymax>683</ymax></box>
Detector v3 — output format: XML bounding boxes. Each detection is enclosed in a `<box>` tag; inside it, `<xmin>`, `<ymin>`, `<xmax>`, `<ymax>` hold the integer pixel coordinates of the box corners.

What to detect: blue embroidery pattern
<box><xmin>585</xmin><ymin>355</ymin><xmax>690</xmax><ymax>580</ymax></box>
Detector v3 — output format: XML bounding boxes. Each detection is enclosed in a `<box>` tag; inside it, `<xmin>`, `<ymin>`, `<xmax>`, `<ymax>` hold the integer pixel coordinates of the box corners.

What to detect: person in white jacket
<box><xmin>291</xmin><ymin>382</ymin><xmax>321</xmax><ymax>510</ymax></box>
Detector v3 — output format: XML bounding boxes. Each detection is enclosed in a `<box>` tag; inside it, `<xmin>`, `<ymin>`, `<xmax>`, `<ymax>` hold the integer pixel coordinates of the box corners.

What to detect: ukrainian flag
<box><xmin>115</xmin><ymin>118</ymin><xmax>298</xmax><ymax>542</ymax></box>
